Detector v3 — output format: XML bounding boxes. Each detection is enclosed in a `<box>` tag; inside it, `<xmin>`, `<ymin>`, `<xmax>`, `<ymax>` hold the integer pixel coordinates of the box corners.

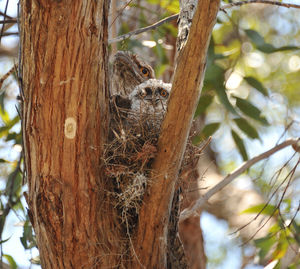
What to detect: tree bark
<box><xmin>20</xmin><ymin>1</ymin><xmax>123</xmax><ymax>268</ymax></box>
<box><xmin>133</xmin><ymin>1</ymin><xmax>221</xmax><ymax>268</ymax></box>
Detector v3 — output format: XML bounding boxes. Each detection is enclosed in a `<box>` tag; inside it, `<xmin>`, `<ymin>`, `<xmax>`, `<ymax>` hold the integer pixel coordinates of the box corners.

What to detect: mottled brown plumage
<box><xmin>111</xmin><ymin>51</ymin><xmax>155</xmax><ymax>96</ymax></box>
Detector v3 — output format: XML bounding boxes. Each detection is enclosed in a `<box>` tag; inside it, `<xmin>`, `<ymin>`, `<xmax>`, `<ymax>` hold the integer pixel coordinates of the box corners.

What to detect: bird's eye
<box><xmin>140</xmin><ymin>67</ymin><xmax>149</xmax><ymax>77</ymax></box>
<box><xmin>159</xmin><ymin>88</ymin><xmax>168</xmax><ymax>98</ymax></box>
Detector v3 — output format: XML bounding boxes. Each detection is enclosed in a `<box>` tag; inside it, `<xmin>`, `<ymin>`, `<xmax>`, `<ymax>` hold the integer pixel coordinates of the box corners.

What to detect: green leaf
<box><xmin>244</xmin><ymin>76</ymin><xmax>268</xmax><ymax>96</ymax></box>
<box><xmin>241</xmin><ymin>203</ymin><xmax>277</xmax><ymax>215</ymax></box>
<box><xmin>0</xmin><ymin>115</ymin><xmax>20</xmax><ymax>138</ymax></box>
<box><xmin>288</xmin><ymin>264</ymin><xmax>298</xmax><ymax>269</ymax></box>
<box><xmin>245</xmin><ymin>29</ymin><xmax>265</xmax><ymax>46</ymax></box>
<box><xmin>5</xmin><ymin>170</ymin><xmax>22</xmax><ymax>198</ymax></box>
<box><xmin>6</xmin><ymin>132</ymin><xmax>22</xmax><ymax>143</ymax></box>
<box><xmin>192</xmin><ymin>123</ymin><xmax>220</xmax><ymax>144</ymax></box>
<box><xmin>274</xmin><ymin>45</ymin><xmax>300</xmax><ymax>52</ymax></box>
<box><xmin>0</xmin><ymin>106</ymin><xmax>10</xmax><ymax>123</ymax></box>
<box><xmin>215</xmin><ymin>86</ymin><xmax>237</xmax><ymax>114</ymax></box>
<box><xmin>245</xmin><ymin>29</ymin><xmax>300</xmax><ymax>54</ymax></box>
<box><xmin>231</xmin><ymin>130</ymin><xmax>248</xmax><ymax>161</ymax></box>
<box><xmin>257</xmin><ymin>43</ymin><xmax>276</xmax><ymax>53</ymax></box>
<box><xmin>0</xmin><ymin>91</ymin><xmax>5</xmax><ymax>112</ymax></box>
<box><xmin>235</xmin><ymin>97</ymin><xmax>269</xmax><ymax>125</ymax></box>
<box><xmin>291</xmin><ymin>220</ymin><xmax>300</xmax><ymax>234</ymax></box>
<box><xmin>273</xmin><ymin>235</ymin><xmax>289</xmax><ymax>260</ymax></box>
<box><xmin>0</xmin><ymin>236</ymin><xmax>11</xmax><ymax>244</ymax></box>
<box><xmin>234</xmin><ymin>118</ymin><xmax>259</xmax><ymax>139</ymax></box>
<box><xmin>3</xmin><ymin>254</ymin><xmax>17</xmax><ymax>269</ymax></box>
<box><xmin>21</xmin><ymin>220</ymin><xmax>36</xmax><ymax>250</ymax></box>
<box><xmin>272</xmin><ymin>260</ymin><xmax>281</xmax><ymax>269</ymax></box>
<box><xmin>194</xmin><ymin>94</ymin><xmax>214</xmax><ymax>118</ymax></box>
<box><xmin>245</xmin><ymin>29</ymin><xmax>276</xmax><ymax>53</ymax></box>
<box><xmin>254</xmin><ymin>235</ymin><xmax>277</xmax><ymax>260</ymax></box>
<box><xmin>205</xmin><ymin>62</ymin><xmax>224</xmax><ymax>83</ymax></box>
<box><xmin>290</xmin><ymin>220</ymin><xmax>300</xmax><ymax>245</ymax></box>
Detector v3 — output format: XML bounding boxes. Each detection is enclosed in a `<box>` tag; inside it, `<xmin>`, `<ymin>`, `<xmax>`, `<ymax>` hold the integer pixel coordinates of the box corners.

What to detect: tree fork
<box><xmin>20</xmin><ymin>1</ymin><xmax>122</xmax><ymax>268</ymax></box>
<box><xmin>134</xmin><ymin>0</ymin><xmax>221</xmax><ymax>268</ymax></box>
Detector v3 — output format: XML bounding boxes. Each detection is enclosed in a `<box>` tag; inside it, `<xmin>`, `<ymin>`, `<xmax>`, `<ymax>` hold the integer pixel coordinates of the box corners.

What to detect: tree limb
<box><xmin>108</xmin><ymin>1</ymin><xmax>300</xmax><ymax>44</ymax></box>
<box><xmin>222</xmin><ymin>0</ymin><xmax>300</xmax><ymax>10</ymax></box>
<box><xmin>180</xmin><ymin>138</ymin><xmax>300</xmax><ymax>222</ymax></box>
<box><xmin>133</xmin><ymin>1</ymin><xmax>221</xmax><ymax>267</ymax></box>
<box><xmin>108</xmin><ymin>14</ymin><xmax>178</xmax><ymax>44</ymax></box>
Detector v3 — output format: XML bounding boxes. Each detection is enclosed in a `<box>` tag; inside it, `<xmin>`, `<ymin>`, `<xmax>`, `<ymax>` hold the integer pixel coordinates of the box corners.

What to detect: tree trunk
<box><xmin>20</xmin><ymin>1</ymin><xmax>123</xmax><ymax>268</ymax></box>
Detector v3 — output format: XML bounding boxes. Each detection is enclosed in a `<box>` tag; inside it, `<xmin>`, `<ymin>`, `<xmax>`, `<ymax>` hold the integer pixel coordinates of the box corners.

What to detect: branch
<box><xmin>108</xmin><ymin>1</ymin><xmax>300</xmax><ymax>44</ymax></box>
<box><xmin>180</xmin><ymin>138</ymin><xmax>300</xmax><ymax>222</ymax></box>
<box><xmin>0</xmin><ymin>11</ymin><xmax>13</xmax><ymax>20</ymax></box>
<box><xmin>0</xmin><ymin>32</ymin><xmax>19</xmax><ymax>37</ymax></box>
<box><xmin>134</xmin><ymin>0</ymin><xmax>221</xmax><ymax>267</ymax></box>
<box><xmin>108</xmin><ymin>14</ymin><xmax>178</xmax><ymax>44</ymax></box>
<box><xmin>0</xmin><ymin>0</ymin><xmax>10</xmax><ymax>43</ymax></box>
<box><xmin>0</xmin><ymin>19</ymin><xmax>17</xmax><ymax>24</ymax></box>
<box><xmin>222</xmin><ymin>0</ymin><xmax>300</xmax><ymax>10</ymax></box>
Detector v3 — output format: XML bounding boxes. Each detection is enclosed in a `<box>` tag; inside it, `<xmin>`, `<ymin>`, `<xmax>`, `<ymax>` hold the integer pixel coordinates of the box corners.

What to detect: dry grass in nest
<box><xmin>102</xmin><ymin>97</ymin><xmax>205</xmax><ymax>266</ymax></box>
<box><xmin>103</xmin><ymin>97</ymin><xmax>203</xmax><ymax>231</ymax></box>
<box><xmin>103</xmin><ymin>100</ymin><xmax>163</xmax><ymax>226</ymax></box>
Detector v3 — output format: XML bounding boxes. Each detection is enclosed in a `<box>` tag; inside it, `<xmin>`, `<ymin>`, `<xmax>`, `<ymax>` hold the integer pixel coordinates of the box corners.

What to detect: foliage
<box><xmin>0</xmin><ymin>0</ymin><xmax>299</xmax><ymax>267</ymax></box>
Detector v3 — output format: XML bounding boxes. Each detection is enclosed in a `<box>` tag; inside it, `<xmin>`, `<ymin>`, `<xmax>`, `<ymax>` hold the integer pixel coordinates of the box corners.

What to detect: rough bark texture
<box><xmin>176</xmin><ymin>2</ymin><xmax>207</xmax><ymax>268</ymax></box>
<box><xmin>133</xmin><ymin>1</ymin><xmax>221</xmax><ymax>268</ymax></box>
<box><xmin>20</xmin><ymin>1</ymin><xmax>122</xmax><ymax>268</ymax></box>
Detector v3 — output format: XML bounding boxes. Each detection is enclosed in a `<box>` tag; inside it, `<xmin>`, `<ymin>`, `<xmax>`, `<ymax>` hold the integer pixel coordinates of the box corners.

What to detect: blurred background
<box><xmin>0</xmin><ymin>0</ymin><xmax>300</xmax><ymax>268</ymax></box>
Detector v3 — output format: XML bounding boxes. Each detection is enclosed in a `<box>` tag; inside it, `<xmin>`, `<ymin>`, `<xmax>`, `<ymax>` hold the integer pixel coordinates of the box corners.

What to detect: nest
<box><xmin>103</xmin><ymin>96</ymin><xmax>163</xmax><ymax>226</ymax></box>
<box><xmin>103</xmin><ymin>95</ymin><xmax>201</xmax><ymax>233</ymax></box>
<box><xmin>103</xmin><ymin>95</ymin><xmax>203</xmax><ymax>267</ymax></box>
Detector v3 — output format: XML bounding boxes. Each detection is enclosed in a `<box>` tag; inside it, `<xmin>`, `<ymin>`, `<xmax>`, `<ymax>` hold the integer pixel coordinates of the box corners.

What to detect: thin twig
<box><xmin>0</xmin><ymin>0</ymin><xmax>10</xmax><ymax>44</ymax></box>
<box><xmin>237</xmin><ymin>156</ymin><xmax>299</xmax><ymax>245</ymax></box>
<box><xmin>179</xmin><ymin>138</ymin><xmax>300</xmax><ymax>222</ymax></box>
<box><xmin>222</xmin><ymin>0</ymin><xmax>300</xmax><ymax>10</ymax></box>
<box><xmin>109</xmin><ymin>0</ymin><xmax>134</xmax><ymax>28</ymax></box>
<box><xmin>0</xmin><ymin>32</ymin><xmax>18</xmax><ymax>37</ymax></box>
<box><xmin>0</xmin><ymin>19</ymin><xmax>17</xmax><ymax>24</ymax></box>
<box><xmin>108</xmin><ymin>14</ymin><xmax>178</xmax><ymax>44</ymax></box>
<box><xmin>108</xmin><ymin>1</ymin><xmax>300</xmax><ymax>44</ymax></box>
<box><xmin>0</xmin><ymin>63</ymin><xmax>17</xmax><ymax>90</ymax></box>
<box><xmin>0</xmin><ymin>11</ymin><xmax>12</xmax><ymax>20</ymax></box>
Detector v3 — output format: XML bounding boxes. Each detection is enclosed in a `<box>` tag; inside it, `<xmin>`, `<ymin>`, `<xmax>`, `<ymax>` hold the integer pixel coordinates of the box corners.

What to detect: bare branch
<box><xmin>0</xmin><ymin>63</ymin><xmax>17</xmax><ymax>90</ymax></box>
<box><xmin>0</xmin><ymin>19</ymin><xmax>17</xmax><ymax>24</ymax></box>
<box><xmin>0</xmin><ymin>11</ymin><xmax>13</xmax><ymax>20</ymax></box>
<box><xmin>222</xmin><ymin>0</ymin><xmax>300</xmax><ymax>10</ymax></box>
<box><xmin>108</xmin><ymin>1</ymin><xmax>300</xmax><ymax>44</ymax></box>
<box><xmin>0</xmin><ymin>0</ymin><xmax>10</xmax><ymax>43</ymax></box>
<box><xmin>180</xmin><ymin>138</ymin><xmax>300</xmax><ymax>222</ymax></box>
<box><xmin>0</xmin><ymin>32</ymin><xmax>18</xmax><ymax>37</ymax></box>
<box><xmin>108</xmin><ymin>14</ymin><xmax>178</xmax><ymax>44</ymax></box>
<box><xmin>234</xmin><ymin>156</ymin><xmax>299</xmax><ymax>244</ymax></box>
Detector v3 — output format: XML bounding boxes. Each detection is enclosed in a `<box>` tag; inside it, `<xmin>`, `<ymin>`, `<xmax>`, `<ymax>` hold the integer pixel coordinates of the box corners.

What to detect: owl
<box><xmin>111</xmin><ymin>51</ymin><xmax>155</xmax><ymax>96</ymax></box>
<box><xmin>128</xmin><ymin>79</ymin><xmax>172</xmax><ymax>118</ymax></box>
